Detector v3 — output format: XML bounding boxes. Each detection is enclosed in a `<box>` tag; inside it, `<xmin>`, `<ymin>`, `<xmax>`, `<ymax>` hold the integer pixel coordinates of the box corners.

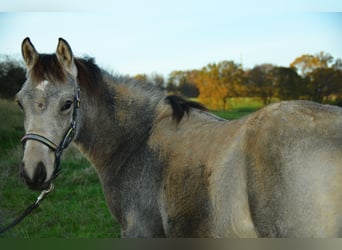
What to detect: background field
<box><xmin>0</xmin><ymin>98</ymin><xmax>259</xmax><ymax>238</ymax></box>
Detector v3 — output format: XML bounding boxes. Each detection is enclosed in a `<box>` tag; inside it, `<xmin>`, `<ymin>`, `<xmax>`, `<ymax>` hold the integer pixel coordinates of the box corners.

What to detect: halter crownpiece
<box><xmin>21</xmin><ymin>86</ymin><xmax>80</xmax><ymax>179</ymax></box>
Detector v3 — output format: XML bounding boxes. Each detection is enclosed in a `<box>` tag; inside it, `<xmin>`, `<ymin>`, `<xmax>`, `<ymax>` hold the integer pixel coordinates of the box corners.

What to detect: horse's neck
<box><xmin>74</xmin><ymin>80</ymin><xmax>161</xmax><ymax>176</ymax></box>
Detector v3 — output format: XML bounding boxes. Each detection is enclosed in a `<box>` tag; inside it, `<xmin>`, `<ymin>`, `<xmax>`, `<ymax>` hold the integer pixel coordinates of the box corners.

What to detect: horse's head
<box><xmin>16</xmin><ymin>38</ymin><xmax>80</xmax><ymax>190</ymax></box>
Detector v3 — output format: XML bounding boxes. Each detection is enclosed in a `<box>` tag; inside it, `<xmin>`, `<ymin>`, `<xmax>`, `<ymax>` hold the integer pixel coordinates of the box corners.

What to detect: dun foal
<box><xmin>16</xmin><ymin>38</ymin><xmax>342</xmax><ymax>237</ymax></box>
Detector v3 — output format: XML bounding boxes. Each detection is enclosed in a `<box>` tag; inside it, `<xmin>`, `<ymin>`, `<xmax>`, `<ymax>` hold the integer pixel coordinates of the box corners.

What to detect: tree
<box><xmin>333</xmin><ymin>58</ymin><xmax>342</xmax><ymax>71</ymax></box>
<box><xmin>217</xmin><ymin>61</ymin><xmax>244</xmax><ymax>108</ymax></box>
<box><xmin>273</xmin><ymin>67</ymin><xmax>304</xmax><ymax>100</ymax></box>
<box><xmin>166</xmin><ymin>70</ymin><xmax>199</xmax><ymax>97</ymax></box>
<box><xmin>134</xmin><ymin>73</ymin><xmax>165</xmax><ymax>90</ymax></box>
<box><xmin>178</xmin><ymin>81</ymin><xmax>199</xmax><ymax>98</ymax></box>
<box><xmin>134</xmin><ymin>73</ymin><xmax>148</xmax><ymax>82</ymax></box>
<box><xmin>290</xmin><ymin>52</ymin><xmax>342</xmax><ymax>103</ymax></box>
<box><xmin>290</xmin><ymin>51</ymin><xmax>333</xmax><ymax>77</ymax></box>
<box><xmin>0</xmin><ymin>58</ymin><xmax>26</xmax><ymax>99</ymax></box>
<box><xmin>165</xmin><ymin>80</ymin><xmax>178</xmax><ymax>94</ymax></box>
<box><xmin>246</xmin><ymin>64</ymin><xmax>277</xmax><ymax>105</ymax></box>
<box><xmin>190</xmin><ymin>61</ymin><xmax>243</xmax><ymax>109</ymax></box>
<box><xmin>150</xmin><ymin>73</ymin><xmax>165</xmax><ymax>90</ymax></box>
<box><xmin>307</xmin><ymin>67</ymin><xmax>342</xmax><ymax>103</ymax></box>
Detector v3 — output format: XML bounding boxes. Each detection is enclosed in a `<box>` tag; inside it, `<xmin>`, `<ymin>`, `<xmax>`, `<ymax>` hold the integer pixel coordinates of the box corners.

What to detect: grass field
<box><xmin>0</xmin><ymin>98</ymin><xmax>260</xmax><ymax>238</ymax></box>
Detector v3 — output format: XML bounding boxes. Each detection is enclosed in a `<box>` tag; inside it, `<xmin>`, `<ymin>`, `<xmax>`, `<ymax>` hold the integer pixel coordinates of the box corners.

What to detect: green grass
<box><xmin>211</xmin><ymin>97</ymin><xmax>262</xmax><ymax>120</ymax></box>
<box><xmin>211</xmin><ymin>110</ymin><xmax>255</xmax><ymax>120</ymax></box>
<box><xmin>223</xmin><ymin>97</ymin><xmax>264</xmax><ymax>111</ymax></box>
<box><xmin>0</xmin><ymin>98</ymin><xmax>258</xmax><ymax>238</ymax></box>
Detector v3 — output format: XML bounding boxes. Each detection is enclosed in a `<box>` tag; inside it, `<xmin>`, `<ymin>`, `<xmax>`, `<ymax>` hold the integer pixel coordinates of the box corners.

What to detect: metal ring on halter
<box><xmin>35</xmin><ymin>183</ymin><xmax>54</xmax><ymax>205</ymax></box>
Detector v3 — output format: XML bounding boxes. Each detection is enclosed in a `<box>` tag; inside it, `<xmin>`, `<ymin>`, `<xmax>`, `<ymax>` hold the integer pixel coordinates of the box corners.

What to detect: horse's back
<box><xmin>244</xmin><ymin>101</ymin><xmax>342</xmax><ymax>237</ymax></box>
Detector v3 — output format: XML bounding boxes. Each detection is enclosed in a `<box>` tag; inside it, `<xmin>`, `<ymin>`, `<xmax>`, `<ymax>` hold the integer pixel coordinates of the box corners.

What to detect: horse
<box><xmin>16</xmin><ymin>37</ymin><xmax>342</xmax><ymax>238</ymax></box>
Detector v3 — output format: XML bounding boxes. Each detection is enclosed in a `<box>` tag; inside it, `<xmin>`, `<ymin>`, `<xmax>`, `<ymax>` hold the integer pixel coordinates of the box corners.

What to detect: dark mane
<box><xmin>74</xmin><ymin>57</ymin><xmax>102</xmax><ymax>100</ymax></box>
<box><xmin>166</xmin><ymin>95</ymin><xmax>206</xmax><ymax>123</ymax></box>
<box><xmin>30</xmin><ymin>54</ymin><xmax>102</xmax><ymax>100</ymax></box>
<box><xmin>31</xmin><ymin>54</ymin><xmax>66</xmax><ymax>83</ymax></box>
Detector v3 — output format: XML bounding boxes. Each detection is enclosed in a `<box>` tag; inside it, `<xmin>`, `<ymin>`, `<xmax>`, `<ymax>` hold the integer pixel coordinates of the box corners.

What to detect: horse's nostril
<box><xmin>34</xmin><ymin>161</ymin><xmax>47</xmax><ymax>184</ymax></box>
<box><xmin>21</xmin><ymin>161</ymin><xmax>47</xmax><ymax>186</ymax></box>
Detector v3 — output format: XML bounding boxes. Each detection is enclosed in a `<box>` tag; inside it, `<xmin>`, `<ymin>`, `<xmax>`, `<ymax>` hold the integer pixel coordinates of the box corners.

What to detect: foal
<box><xmin>17</xmin><ymin>38</ymin><xmax>342</xmax><ymax>237</ymax></box>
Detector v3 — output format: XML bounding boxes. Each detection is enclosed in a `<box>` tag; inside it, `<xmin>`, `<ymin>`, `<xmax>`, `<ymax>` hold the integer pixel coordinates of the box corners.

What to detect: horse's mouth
<box><xmin>27</xmin><ymin>181</ymin><xmax>51</xmax><ymax>191</ymax></box>
<box><xmin>20</xmin><ymin>172</ymin><xmax>51</xmax><ymax>191</ymax></box>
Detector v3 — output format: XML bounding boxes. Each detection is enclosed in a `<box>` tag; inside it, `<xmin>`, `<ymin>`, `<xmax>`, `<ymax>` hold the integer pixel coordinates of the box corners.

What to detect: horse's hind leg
<box><xmin>277</xmin><ymin>147</ymin><xmax>342</xmax><ymax>237</ymax></box>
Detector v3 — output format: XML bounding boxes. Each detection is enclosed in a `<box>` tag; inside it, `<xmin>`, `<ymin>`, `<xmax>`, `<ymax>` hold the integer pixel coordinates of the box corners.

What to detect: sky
<box><xmin>0</xmin><ymin>1</ymin><xmax>342</xmax><ymax>77</ymax></box>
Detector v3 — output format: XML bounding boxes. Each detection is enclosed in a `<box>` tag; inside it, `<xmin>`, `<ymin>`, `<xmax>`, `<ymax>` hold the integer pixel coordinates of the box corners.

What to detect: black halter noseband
<box><xmin>21</xmin><ymin>87</ymin><xmax>80</xmax><ymax>179</ymax></box>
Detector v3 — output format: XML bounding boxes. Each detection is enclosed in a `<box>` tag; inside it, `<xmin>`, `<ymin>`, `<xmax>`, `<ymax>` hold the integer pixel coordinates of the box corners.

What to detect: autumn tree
<box><xmin>188</xmin><ymin>66</ymin><xmax>218</xmax><ymax>108</ymax></box>
<box><xmin>190</xmin><ymin>61</ymin><xmax>243</xmax><ymax>109</ymax></box>
<box><xmin>217</xmin><ymin>60</ymin><xmax>244</xmax><ymax>101</ymax></box>
<box><xmin>290</xmin><ymin>52</ymin><xmax>333</xmax><ymax>77</ymax></box>
<box><xmin>291</xmin><ymin>52</ymin><xmax>342</xmax><ymax>103</ymax></box>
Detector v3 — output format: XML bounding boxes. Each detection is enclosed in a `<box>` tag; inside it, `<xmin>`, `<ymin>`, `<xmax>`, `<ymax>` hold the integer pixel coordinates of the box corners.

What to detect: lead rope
<box><xmin>0</xmin><ymin>183</ymin><xmax>54</xmax><ymax>234</ymax></box>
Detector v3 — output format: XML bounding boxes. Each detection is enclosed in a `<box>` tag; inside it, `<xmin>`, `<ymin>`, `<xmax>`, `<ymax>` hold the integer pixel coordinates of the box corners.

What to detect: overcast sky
<box><xmin>0</xmin><ymin>1</ymin><xmax>341</xmax><ymax>76</ymax></box>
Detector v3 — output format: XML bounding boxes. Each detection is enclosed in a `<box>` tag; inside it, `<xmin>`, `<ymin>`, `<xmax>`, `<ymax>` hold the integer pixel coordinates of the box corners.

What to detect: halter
<box><xmin>21</xmin><ymin>87</ymin><xmax>80</xmax><ymax>179</ymax></box>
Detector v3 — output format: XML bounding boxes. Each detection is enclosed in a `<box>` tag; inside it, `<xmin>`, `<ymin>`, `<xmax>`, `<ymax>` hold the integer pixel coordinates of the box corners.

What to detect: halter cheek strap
<box><xmin>21</xmin><ymin>87</ymin><xmax>80</xmax><ymax>179</ymax></box>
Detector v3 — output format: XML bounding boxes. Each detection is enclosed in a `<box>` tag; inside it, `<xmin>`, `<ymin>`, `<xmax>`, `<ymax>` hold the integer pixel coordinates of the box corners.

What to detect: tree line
<box><xmin>1</xmin><ymin>52</ymin><xmax>342</xmax><ymax>110</ymax></box>
<box><xmin>136</xmin><ymin>51</ymin><xmax>342</xmax><ymax>110</ymax></box>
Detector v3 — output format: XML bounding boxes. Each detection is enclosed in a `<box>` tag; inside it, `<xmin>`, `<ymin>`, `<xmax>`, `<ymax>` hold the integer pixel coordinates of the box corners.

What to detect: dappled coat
<box><xmin>17</xmin><ymin>38</ymin><xmax>342</xmax><ymax>237</ymax></box>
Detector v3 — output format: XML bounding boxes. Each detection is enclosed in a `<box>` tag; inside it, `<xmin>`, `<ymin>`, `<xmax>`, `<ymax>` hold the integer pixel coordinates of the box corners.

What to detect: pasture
<box><xmin>0</xmin><ymin>98</ymin><xmax>258</xmax><ymax>238</ymax></box>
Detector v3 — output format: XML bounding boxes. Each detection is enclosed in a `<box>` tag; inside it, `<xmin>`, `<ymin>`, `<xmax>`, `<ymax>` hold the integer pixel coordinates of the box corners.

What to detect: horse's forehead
<box><xmin>35</xmin><ymin>80</ymin><xmax>50</xmax><ymax>92</ymax></box>
<box><xmin>21</xmin><ymin>78</ymin><xmax>73</xmax><ymax>100</ymax></box>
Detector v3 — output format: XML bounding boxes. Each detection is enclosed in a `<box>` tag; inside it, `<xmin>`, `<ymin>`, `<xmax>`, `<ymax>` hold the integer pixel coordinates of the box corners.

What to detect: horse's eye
<box><xmin>61</xmin><ymin>100</ymin><xmax>73</xmax><ymax>112</ymax></box>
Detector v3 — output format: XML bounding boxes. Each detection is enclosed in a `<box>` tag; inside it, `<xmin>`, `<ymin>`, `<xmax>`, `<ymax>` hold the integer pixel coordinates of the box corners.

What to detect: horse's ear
<box><xmin>22</xmin><ymin>37</ymin><xmax>38</xmax><ymax>70</ymax></box>
<box><xmin>56</xmin><ymin>38</ymin><xmax>77</xmax><ymax>77</ymax></box>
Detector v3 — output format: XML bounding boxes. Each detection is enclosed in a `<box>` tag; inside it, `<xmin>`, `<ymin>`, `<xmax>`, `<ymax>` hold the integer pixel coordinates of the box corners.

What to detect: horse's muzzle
<box><xmin>20</xmin><ymin>161</ymin><xmax>51</xmax><ymax>191</ymax></box>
